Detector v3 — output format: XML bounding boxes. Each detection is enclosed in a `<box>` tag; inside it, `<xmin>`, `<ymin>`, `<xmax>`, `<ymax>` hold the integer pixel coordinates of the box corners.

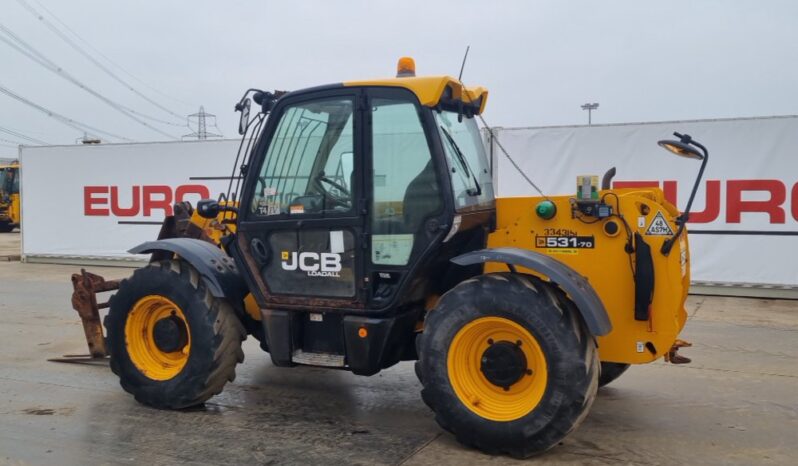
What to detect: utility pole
<box><xmin>581</xmin><ymin>102</ymin><xmax>599</xmax><ymax>125</ymax></box>
<box><xmin>183</xmin><ymin>106</ymin><xmax>222</xmax><ymax>140</ymax></box>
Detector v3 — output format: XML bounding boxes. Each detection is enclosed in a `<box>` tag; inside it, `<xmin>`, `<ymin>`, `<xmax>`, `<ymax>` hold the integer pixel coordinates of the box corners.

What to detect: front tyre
<box><xmin>105</xmin><ymin>260</ymin><xmax>245</xmax><ymax>409</ymax></box>
<box><xmin>417</xmin><ymin>273</ymin><xmax>598</xmax><ymax>458</ymax></box>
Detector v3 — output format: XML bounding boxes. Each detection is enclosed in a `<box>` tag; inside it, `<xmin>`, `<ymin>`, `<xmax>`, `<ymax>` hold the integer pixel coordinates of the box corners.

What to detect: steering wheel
<box><xmin>316</xmin><ymin>173</ymin><xmax>351</xmax><ymax>208</ymax></box>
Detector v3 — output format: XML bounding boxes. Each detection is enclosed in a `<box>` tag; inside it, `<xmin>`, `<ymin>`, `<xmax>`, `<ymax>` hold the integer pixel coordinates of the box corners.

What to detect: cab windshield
<box><xmin>434</xmin><ymin>111</ymin><xmax>494</xmax><ymax>211</ymax></box>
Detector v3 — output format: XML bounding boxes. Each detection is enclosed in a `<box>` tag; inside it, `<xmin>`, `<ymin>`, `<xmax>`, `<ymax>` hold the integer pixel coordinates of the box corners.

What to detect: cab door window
<box><xmin>371</xmin><ymin>97</ymin><xmax>441</xmax><ymax>265</ymax></box>
<box><xmin>251</xmin><ymin>98</ymin><xmax>354</xmax><ymax>217</ymax></box>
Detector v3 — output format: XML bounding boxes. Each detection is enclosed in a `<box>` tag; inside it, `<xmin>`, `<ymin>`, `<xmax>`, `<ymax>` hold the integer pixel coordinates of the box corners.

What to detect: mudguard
<box><xmin>451</xmin><ymin>247</ymin><xmax>612</xmax><ymax>336</ymax></box>
<box><xmin>129</xmin><ymin>238</ymin><xmax>248</xmax><ymax>301</ymax></box>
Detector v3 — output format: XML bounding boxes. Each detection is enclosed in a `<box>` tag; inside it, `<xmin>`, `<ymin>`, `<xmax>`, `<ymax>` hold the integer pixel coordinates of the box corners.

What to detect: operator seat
<box><xmin>403</xmin><ymin>160</ymin><xmax>442</xmax><ymax>233</ymax></box>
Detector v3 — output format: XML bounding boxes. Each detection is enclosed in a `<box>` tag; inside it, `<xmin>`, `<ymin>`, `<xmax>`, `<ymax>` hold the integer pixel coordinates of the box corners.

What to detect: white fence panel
<box><xmin>20</xmin><ymin>139</ymin><xmax>241</xmax><ymax>262</ymax></box>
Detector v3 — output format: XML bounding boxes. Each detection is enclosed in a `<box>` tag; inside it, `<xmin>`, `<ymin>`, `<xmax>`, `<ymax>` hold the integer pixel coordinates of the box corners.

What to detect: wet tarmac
<box><xmin>1</xmin><ymin>235</ymin><xmax>797</xmax><ymax>464</ymax></box>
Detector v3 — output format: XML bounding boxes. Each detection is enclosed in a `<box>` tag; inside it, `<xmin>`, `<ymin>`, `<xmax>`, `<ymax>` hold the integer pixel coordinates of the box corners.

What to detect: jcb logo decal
<box><xmin>281</xmin><ymin>251</ymin><xmax>342</xmax><ymax>277</ymax></box>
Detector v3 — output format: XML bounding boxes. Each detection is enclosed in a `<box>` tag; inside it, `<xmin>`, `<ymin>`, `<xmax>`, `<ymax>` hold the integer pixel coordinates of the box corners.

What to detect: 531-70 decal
<box><xmin>535</xmin><ymin>235</ymin><xmax>595</xmax><ymax>249</ymax></box>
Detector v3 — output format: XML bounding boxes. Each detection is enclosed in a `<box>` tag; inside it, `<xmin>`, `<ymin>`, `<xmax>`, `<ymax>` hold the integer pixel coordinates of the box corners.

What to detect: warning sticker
<box><xmin>256</xmin><ymin>199</ymin><xmax>280</xmax><ymax>216</ymax></box>
<box><xmin>646</xmin><ymin>211</ymin><xmax>675</xmax><ymax>236</ymax></box>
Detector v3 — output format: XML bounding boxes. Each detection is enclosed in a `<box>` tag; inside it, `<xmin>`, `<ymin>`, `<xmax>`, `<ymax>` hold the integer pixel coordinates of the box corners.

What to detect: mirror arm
<box><xmin>661</xmin><ymin>144</ymin><xmax>708</xmax><ymax>256</ymax></box>
<box><xmin>236</xmin><ymin>88</ymin><xmax>264</xmax><ymax>107</ymax></box>
<box><xmin>681</xmin><ymin>145</ymin><xmax>709</xmax><ymax>217</ymax></box>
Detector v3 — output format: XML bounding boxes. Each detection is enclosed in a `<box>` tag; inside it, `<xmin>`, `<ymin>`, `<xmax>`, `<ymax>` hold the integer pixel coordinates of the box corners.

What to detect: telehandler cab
<box><xmin>70</xmin><ymin>58</ymin><xmax>705</xmax><ymax>457</ymax></box>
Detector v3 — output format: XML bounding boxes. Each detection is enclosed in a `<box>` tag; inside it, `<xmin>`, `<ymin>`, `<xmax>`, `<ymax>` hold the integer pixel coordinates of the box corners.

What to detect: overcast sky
<box><xmin>1</xmin><ymin>0</ymin><xmax>797</xmax><ymax>157</ymax></box>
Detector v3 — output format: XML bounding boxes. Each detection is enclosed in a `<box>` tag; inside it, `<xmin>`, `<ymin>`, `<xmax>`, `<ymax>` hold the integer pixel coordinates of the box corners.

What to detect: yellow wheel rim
<box><xmin>124</xmin><ymin>295</ymin><xmax>191</xmax><ymax>381</ymax></box>
<box><xmin>447</xmin><ymin>316</ymin><xmax>548</xmax><ymax>422</ymax></box>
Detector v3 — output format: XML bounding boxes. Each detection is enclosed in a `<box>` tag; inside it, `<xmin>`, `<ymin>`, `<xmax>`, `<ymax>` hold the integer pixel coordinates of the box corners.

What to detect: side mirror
<box><xmin>237</xmin><ymin>98</ymin><xmax>251</xmax><ymax>135</ymax></box>
<box><xmin>197</xmin><ymin>199</ymin><xmax>220</xmax><ymax>219</ymax></box>
<box><xmin>657</xmin><ymin>139</ymin><xmax>704</xmax><ymax>160</ymax></box>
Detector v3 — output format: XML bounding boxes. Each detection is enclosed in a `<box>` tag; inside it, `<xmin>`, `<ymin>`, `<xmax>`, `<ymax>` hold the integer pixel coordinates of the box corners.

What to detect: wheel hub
<box><xmin>447</xmin><ymin>316</ymin><xmax>548</xmax><ymax>421</ymax></box>
<box><xmin>126</xmin><ymin>295</ymin><xmax>191</xmax><ymax>381</ymax></box>
<box><xmin>480</xmin><ymin>340</ymin><xmax>529</xmax><ymax>390</ymax></box>
<box><xmin>152</xmin><ymin>315</ymin><xmax>188</xmax><ymax>353</ymax></box>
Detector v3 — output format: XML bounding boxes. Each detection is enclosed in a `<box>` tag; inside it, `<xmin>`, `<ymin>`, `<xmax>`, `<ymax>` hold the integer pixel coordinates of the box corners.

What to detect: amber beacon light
<box><xmin>396</xmin><ymin>56</ymin><xmax>416</xmax><ymax>77</ymax></box>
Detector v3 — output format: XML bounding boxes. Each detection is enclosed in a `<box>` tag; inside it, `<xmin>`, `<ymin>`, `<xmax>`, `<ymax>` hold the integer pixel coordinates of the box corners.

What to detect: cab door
<box><xmin>364</xmin><ymin>88</ymin><xmax>453</xmax><ymax>307</ymax></box>
<box><xmin>237</xmin><ymin>91</ymin><xmax>365</xmax><ymax>308</ymax></box>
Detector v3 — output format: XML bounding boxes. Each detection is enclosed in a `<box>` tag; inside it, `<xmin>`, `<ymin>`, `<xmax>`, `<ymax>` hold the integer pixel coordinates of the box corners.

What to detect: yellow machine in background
<box><xmin>0</xmin><ymin>161</ymin><xmax>20</xmax><ymax>232</ymax></box>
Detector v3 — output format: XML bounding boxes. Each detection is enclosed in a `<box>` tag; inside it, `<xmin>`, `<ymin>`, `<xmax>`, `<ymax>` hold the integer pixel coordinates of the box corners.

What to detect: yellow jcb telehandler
<box><xmin>0</xmin><ymin>160</ymin><xmax>20</xmax><ymax>232</ymax></box>
<box><xmin>69</xmin><ymin>58</ymin><xmax>706</xmax><ymax>457</ymax></box>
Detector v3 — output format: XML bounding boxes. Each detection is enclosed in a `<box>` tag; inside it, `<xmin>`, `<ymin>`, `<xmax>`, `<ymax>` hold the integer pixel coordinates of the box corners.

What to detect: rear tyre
<box><xmin>105</xmin><ymin>259</ymin><xmax>246</xmax><ymax>409</ymax></box>
<box><xmin>598</xmin><ymin>362</ymin><xmax>630</xmax><ymax>387</ymax></box>
<box><xmin>416</xmin><ymin>273</ymin><xmax>598</xmax><ymax>458</ymax></box>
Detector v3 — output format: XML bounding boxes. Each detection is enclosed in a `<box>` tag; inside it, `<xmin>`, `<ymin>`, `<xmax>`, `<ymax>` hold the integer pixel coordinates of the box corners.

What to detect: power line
<box><xmin>0</xmin><ymin>125</ymin><xmax>49</xmax><ymax>145</ymax></box>
<box><xmin>0</xmin><ymin>22</ymin><xmax>182</xmax><ymax>139</ymax></box>
<box><xmin>14</xmin><ymin>0</ymin><xmax>190</xmax><ymax>121</ymax></box>
<box><xmin>0</xmin><ymin>24</ymin><xmax>184</xmax><ymax>133</ymax></box>
<box><xmin>0</xmin><ymin>83</ymin><xmax>133</xmax><ymax>142</ymax></box>
<box><xmin>31</xmin><ymin>0</ymin><xmax>195</xmax><ymax>109</ymax></box>
<box><xmin>0</xmin><ymin>23</ymin><xmax>185</xmax><ymax>131</ymax></box>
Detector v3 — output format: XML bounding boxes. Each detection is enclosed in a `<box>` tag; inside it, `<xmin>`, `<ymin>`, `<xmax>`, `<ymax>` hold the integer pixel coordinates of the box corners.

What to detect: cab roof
<box><xmin>344</xmin><ymin>75</ymin><xmax>488</xmax><ymax>115</ymax></box>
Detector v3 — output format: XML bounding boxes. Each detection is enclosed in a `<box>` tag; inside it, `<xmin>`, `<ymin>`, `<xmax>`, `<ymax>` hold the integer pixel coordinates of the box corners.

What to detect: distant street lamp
<box><xmin>581</xmin><ymin>102</ymin><xmax>599</xmax><ymax>125</ymax></box>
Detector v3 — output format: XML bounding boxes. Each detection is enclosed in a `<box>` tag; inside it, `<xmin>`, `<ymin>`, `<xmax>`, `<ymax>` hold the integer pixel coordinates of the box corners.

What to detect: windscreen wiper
<box><xmin>440</xmin><ymin>126</ymin><xmax>482</xmax><ymax>196</ymax></box>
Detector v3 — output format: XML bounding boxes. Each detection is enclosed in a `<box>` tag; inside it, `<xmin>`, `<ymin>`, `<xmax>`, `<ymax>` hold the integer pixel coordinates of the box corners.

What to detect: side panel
<box><xmin>264</xmin><ymin>229</ymin><xmax>358</xmax><ymax>298</ymax></box>
<box><xmin>486</xmin><ymin>189</ymin><xmax>690</xmax><ymax>364</ymax></box>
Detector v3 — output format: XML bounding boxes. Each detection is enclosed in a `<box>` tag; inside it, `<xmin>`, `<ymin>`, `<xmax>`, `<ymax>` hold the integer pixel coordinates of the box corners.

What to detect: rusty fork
<box><xmin>68</xmin><ymin>269</ymin><xmax>120</xmax><ymax>359</ymax></box>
